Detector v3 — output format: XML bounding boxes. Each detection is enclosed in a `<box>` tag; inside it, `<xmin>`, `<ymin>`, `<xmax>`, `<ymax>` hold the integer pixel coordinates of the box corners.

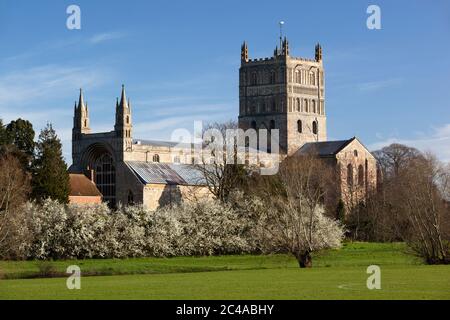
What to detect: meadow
<box><xmin>0</xmin><ymin>242</ymin><xmax>449</xmax><ymax>300</ymax></box>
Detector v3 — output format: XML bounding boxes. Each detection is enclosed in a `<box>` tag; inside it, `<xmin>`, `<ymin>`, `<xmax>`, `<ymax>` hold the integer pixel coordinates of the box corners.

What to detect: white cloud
<box><xmin>89</xmin><ymin>32</ymin><xmax>124</xmax><ymax>44</ymax></box>
<box><xmin>369</xmin><ymin>123</ymin><xmax>450</xmax><ymax>162</ymax></box>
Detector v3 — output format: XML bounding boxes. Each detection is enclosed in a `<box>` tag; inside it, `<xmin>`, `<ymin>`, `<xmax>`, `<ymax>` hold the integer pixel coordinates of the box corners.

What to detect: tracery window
<box><xmin>94</xmin><ymin>154</ymin><xmax>116</xmax><ymax>207</ymax></box>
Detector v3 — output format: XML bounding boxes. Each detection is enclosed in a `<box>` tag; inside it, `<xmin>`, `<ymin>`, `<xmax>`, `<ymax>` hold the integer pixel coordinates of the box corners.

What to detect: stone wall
<box><xmin>142</xmin><ymin>184</ymin><xmax>211</xmax><ymax>211</ymax></box>
<box><xmin>335</xmin><ymin>140</ymin><xmax>378</xmax><ymax>209</ymax></box>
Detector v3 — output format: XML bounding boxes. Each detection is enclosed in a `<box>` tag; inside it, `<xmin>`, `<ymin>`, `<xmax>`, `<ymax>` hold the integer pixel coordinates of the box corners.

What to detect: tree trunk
<box><xmin>296</xmin><ymin>251</ymin><xmax>312</xmax><ymax>268</ymax></box>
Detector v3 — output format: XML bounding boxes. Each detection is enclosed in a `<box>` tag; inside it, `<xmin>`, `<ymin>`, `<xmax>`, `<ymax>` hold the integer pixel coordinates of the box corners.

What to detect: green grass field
<box><xmin>0</xmin><ymin>242</ymin><xmax>449</xmax><ymax>300</ymax></box>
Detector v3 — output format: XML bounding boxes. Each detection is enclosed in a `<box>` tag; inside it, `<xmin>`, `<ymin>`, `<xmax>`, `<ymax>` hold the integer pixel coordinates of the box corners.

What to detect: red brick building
<box><xmin>69</xmin><ymin>174</ymin><xmax>102</xmax><ymax>204</ymax></box>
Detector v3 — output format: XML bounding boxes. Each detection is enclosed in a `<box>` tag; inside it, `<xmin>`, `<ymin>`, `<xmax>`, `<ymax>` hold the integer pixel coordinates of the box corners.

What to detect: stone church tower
<box><xmin>238</xmin><ymin>38</ymin><xmax>327</xmax><ymax>155</ymax></box>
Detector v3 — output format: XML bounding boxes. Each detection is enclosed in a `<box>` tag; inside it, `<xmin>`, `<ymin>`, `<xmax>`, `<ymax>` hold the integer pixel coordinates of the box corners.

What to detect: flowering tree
<box><xmin>251</xmin><ymin>154</ymin><xmax>344</xmax><ymax>267</ymax></box>
<box><xmin>13</xmin><ymin>198</ymin><xmax>255</xmax><ymax>260</ymax></box>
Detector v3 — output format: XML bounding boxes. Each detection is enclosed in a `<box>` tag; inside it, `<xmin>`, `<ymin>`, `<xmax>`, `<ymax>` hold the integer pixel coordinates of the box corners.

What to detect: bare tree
<box><xmin>0</xmin><ymin>153</ymin><xmax>31</xmax><ymax>258</ymax></box>
<box><xmin>373</xmin><ymin>143</ymin><xmax>422</xmax><ymax>178</ymax></box>
<box><xmin>345</xmin><ymin>143</ymin><xmax>450</xmax><ymax>256</ymax></box>
<box><xmin>251</xmin><ymin>154</ymin><xmax>344</xmax><ymax>268</ymax></box>
<box><xmin>195</xmin><ymin>120</ymin><xmax>248</xmax><ymax>202</ymax></box>
<box><xmin>396</xmin><ymin>154</ymin><xmax>449</xmax><ymax>264</ymax></box>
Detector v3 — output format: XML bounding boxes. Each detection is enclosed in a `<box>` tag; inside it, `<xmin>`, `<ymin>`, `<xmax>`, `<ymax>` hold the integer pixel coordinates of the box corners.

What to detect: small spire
<box><xmin>78</xmin><ymin>88</ymin><xmax>86</xmax><ymax>110</ymax></box>
<box><xmin>119</xmin><ymin>84</ymin><xmax>128</xmax><ymax>109</ymax></box>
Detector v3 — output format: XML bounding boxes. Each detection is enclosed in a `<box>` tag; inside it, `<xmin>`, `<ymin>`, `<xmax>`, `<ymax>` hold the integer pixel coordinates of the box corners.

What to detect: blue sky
<box><xmin>0</xmin><ymin>0</ymin><xmax>449</xmax><ymax>163</ymax></box>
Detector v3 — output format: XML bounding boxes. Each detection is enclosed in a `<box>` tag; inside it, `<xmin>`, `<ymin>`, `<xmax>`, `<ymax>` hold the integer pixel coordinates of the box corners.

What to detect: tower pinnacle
<box><xmin>315</xmin><ymin>43</ymin><xmax>323</xmax><ymax>62</ymax></box>
<box><xmin>241</xmin><ymin>41</ymin><xmax>249</xmax><ymax>62</ymax></box>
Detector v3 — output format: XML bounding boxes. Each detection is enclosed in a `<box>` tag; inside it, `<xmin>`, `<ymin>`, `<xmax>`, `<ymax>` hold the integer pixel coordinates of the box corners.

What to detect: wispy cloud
<box><xmin>357</xmin><ymin>78</ymin><xmax>403</xmax><ymax>92</ymax></box>
<box><xmin>89</xmin><ymin>32</ymin><xmax>125</xmax><ymax>44</ymax></box>
<box><xmin>369</xmin><ymin>123</ymin><xmax>450</xmax><ymax>163</ymax></box>
<box><xmin>0</xmin><ymin>64</ymin><xmax>113</xmax><ymax>163</ymax></box>
<box><xmin>0</xmin><ymin>64</ymin><xmax>111</xmax><ymax>107</ymax></box>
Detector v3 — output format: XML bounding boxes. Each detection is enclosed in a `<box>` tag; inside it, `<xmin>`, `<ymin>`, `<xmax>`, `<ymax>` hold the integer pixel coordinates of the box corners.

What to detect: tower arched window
<box><xmin>358</xmin><ymin>165</ymin><xmax>365</xmax><ymax>187</ymax></box>
<box><xmin>251</xmin><ymin>72</ymin><xmax>257</xmax><ymax>85</ymax></box>
<box><xmin>251</xmin><ymin>120</ymin><xmax>257</xmax><ymax>130</ymax></box>
<box><xmin>312</xmin><ymin>121</ymin><xmax>318</xmax><ymax>134</ymax></box>
<box><xmin>297</xmin><ymin>120</ymin><xmax>302</xmax><ymax>133</ymax></box>
<box><xmin>153</xmin><ymin>154</ymin><xmax>160</xmax><ymax>163</ymax></box>
<box><xmin>310</xmin><ymin>72</ymin><xmax>315</xmax><ymax>85</ymax></box>
<box><xmin>272</xmin><ymin>100</ymin><xmax>276</xmax><ymax>112</ymax></box>
<box><xmin>296</xmin><ymin>98</ymin><xmax>301</xmax><ymax>112</ymax></box>
<box><xmin>305</xmin><ymin>99</ymin><xmax>309</xmax><ymax>112</ymax></box>
<box><xmin>270</xmin><ymin>120</ymin><xmax>275</xmax><ymax>130</ymax></box>
<box><xmin>312</xmin><ymin>100</ymin><xmax>316</xmax><ymax>113</ymax></box>
<box><xmin>347</xmin><ymin>164</ymin><xmax>354</xmax><ymax>187</ymax></box>
<box><xmin>270</xmin><ymin>71</ymin><xmax>276</xmax><ymax>84</ymax></box>
<box><xmin>126</xmin><ymin>115</ymin><xmax>130</xmax><ymax>124</ymax></box>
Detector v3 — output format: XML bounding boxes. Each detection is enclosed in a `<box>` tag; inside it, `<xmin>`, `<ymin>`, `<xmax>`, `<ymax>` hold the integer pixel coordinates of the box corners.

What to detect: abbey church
<box><xmin>69</xmin><ymin>37</ymin><xmax>377</xmax><ymax>210</ymax></box>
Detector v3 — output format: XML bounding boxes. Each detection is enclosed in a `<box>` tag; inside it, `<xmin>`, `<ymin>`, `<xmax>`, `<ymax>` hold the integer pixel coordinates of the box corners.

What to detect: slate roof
<box><xmin>297</xmin><ymin>138</ymin><xmax>355</xmax><ymax>157</ymax></box>
<box><xmin>69</xmin><ymin>174</ymin><xmax>102</xmax><ymax>197</ymax></box>
<box><xmin>133</xmin><ymin>139</ymin><xmax>197</xmax><ymax>149</ymax></box>
<box><xmin>126</xmin><ymin>161</ymin><xmax>206</xmax><ymax>186</ymax></box>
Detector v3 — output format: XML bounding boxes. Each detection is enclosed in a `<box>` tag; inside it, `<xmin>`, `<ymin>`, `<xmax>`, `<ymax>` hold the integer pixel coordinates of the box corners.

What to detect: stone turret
<box><xmin>114</xmin><ymin>85</ymin><xmax>133</xmax><ymax>151</ymax></box>
<box><xmin>72</xmin><ymin>88</ymin><xmax>91</xmax><ymax>140</ymax></box>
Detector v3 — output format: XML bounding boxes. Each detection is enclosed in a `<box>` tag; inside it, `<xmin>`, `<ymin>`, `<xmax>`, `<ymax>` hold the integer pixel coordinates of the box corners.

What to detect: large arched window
<box><xmin>297</xmin><ymin>120</ymin><xmax>302</xmax><ymax>133</ymax></box>
<box><xmin>347</xmin><ymin>164</ymin><xmax>354</xmax><ymax>187</ymax></box>
<box><xmin>94</xmin><ymin>154</ymin><xmax>116</xmax><ymax>207</ymax></box>
<box><xmin>153</xmin><ymin>154</ymin><xmax>160</xmax><ymax>162</ymax></box>
<box><xmin>312</xmin><ymin>121</ymin><xmax>318</xmax><ymax>134</ymax></box>
<box><xmin>358</xmin><ymin>165</ymin><xmax>365</xmax><ymax>187</ymax></box>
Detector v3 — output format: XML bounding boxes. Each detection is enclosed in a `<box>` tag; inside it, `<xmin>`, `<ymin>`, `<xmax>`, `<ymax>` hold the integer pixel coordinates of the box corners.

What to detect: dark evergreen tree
<box><xmin>2</xmin><ymin>118</ymin><xmax>35</xmax><ymax>168</ymax></box>
<box><xmin>6</xmin><ymin>118</ymin><xmax>35</xmax><ymax>157</ymax></box>
<box><xmin>32</xmin><ymin>123</ymin><xmax>70</xmax><ymax>203</ymax></box>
